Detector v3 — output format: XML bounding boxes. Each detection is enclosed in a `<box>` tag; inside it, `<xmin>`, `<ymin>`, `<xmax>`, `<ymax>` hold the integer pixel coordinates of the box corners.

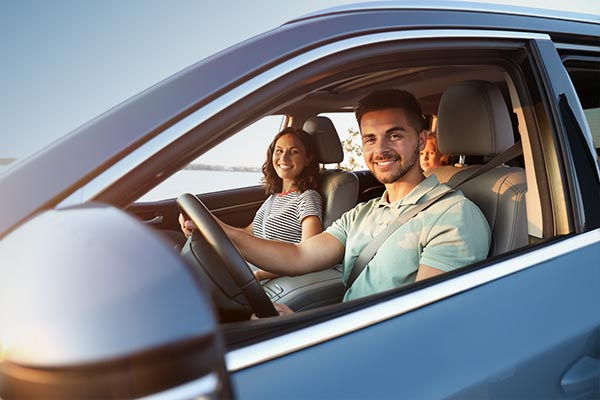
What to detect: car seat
<box><xmin>303</xmin><ymin>116</ymin><xmax>359</xmax><ymax>227</ymax></box>
<box><xmin>430</xmin><ymin>80</ymin><xmax>528</xmax><ymax>256</ymax></box>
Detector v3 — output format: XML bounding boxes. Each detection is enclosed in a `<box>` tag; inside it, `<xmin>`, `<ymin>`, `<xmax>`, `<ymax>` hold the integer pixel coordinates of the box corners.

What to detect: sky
<box><xmin>1</xmin><ymin>0</ymin><xmax>598</xmax><ymax>163</ymax></box>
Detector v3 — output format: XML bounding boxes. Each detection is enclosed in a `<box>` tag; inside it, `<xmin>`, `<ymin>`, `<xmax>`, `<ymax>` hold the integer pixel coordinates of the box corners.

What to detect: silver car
<box><xmin>1</xmin><ymin>2</ymin><xmax>599</xmax><ymax>399</ymax></box>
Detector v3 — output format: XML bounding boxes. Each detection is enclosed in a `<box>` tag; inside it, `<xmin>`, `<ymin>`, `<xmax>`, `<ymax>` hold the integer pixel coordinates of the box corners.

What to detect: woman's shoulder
<box><xmin>298</xmin><ymin>189</ymin><xmax>322</xmax><ymax>203</ymax></box>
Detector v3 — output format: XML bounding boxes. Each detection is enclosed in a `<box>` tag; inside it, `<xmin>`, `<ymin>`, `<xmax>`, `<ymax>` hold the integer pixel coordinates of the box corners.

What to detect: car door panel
<box><xmin>231</xmin><ymin>232</ymin><xmax>600</xmax><ymax>399</ymax></box>
<box><xmin>127</xmin><ymin>185</ymin><xmax>268</xmax><ymax>248</ymax></box>
<box><xmin>130</xmin><ymin>186</ymin><xmax>268</xmax><ymax>228</ymax></box>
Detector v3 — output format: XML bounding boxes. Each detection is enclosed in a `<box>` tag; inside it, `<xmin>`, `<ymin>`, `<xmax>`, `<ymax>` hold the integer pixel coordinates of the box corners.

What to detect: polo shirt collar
<box><xmin>376</xmin><ymin>174</ymin><xmax>440</xmax><ymax>209</ymax></box>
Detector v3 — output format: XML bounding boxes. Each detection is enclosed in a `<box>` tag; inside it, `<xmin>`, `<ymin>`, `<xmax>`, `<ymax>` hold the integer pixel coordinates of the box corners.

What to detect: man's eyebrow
<box><xmin>385</xmin><ymin>126</ymin><xmax>407</xmax><ymax>134</ymax></box>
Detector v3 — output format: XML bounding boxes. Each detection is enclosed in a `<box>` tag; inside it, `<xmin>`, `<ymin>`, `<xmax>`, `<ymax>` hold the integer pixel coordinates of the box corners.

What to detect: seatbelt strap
<box><xmin>345</xmin><ymin>141</ymin><xmax>523</xmax><ymax>288</ymax></box>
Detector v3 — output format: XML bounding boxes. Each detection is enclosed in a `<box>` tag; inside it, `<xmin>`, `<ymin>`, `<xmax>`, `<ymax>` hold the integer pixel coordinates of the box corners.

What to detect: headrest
<box><xmin>437</xmin><ymin>80</ymin><xmax>514</xmax><ymax>157</ymax></box>
<box><xmin>303</xmin><ymin>116</ymin><xmax>344</xmax><ymax>164</ymax></box>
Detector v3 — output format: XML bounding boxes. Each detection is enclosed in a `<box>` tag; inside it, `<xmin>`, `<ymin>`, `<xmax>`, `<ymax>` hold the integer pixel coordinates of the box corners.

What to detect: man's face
<box><xmin>360</xmin><ymin>108</ymin><xmax>425</xmax><ymax>184</ymax></box>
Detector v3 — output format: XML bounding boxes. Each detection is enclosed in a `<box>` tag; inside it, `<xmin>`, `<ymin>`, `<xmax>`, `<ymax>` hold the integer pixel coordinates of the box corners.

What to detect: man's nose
<box><xmin>373</xmin><ymin>138</ymin><xmax>389</xmax><ymax>154</ymax></box>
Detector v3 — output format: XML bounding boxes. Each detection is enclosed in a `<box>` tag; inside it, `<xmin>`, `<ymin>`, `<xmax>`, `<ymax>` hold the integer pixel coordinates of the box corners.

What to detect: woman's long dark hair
<box><xmin>262</xmin><ymin>127</ymin><xmax>319</xmax><ymax>194</ymax></box>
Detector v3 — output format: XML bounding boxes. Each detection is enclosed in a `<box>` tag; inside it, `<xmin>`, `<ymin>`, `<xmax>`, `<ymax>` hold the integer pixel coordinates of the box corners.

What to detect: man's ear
<box><xmin>418</xmin><ymin>130</ymin><xmax>428</xmax><ymax>150</ymax></box>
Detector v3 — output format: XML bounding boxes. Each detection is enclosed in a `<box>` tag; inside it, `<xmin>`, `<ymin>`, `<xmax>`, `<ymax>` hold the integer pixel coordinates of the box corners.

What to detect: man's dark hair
<box><xmin>355</xmin><ymin>89</ymin><xmax>425</xmax><ymax>132</ymax></box>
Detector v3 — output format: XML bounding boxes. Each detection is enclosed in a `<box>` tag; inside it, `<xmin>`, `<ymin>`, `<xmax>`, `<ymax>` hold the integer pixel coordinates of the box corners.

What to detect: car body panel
<box><xmin>231</xmin><ymin>231</ymin><xmax>600</xmax><ymax>399</ymax></box>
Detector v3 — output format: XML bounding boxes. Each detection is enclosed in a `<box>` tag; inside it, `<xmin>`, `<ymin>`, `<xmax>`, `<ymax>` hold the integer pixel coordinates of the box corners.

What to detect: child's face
<box><xmin>420</xmin><ymin>138</ymin><xmax>445</xmax><ymax>172</ymax></box>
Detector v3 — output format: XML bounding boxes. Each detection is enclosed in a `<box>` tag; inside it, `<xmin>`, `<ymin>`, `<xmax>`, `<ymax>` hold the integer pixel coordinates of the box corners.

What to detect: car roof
<box><xmin>291</xmin><ymin>1</ymin><xmax>600</xmax><ymax>25</ymax></box>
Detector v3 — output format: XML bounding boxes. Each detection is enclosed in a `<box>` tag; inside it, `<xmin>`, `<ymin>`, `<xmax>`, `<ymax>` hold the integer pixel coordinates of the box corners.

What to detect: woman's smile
<box><xmin>272</xmin><ymin>133</ymin><xmax>311</xmax><ymax>188</ymax></box>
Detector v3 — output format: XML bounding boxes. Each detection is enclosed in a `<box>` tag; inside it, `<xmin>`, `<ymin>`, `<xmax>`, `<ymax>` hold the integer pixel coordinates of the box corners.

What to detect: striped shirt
<box><xmin>252</xmin><ymin>189</ymin><xmax>322</xmax><ymax>243</ymax></box>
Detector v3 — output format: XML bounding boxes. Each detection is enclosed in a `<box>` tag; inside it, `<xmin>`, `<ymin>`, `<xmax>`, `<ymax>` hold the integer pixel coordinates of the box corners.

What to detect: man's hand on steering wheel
<box><xmin>178</xmin><ymin>213</ymin><xmax>196</xmax><ymax>239</ymax></box>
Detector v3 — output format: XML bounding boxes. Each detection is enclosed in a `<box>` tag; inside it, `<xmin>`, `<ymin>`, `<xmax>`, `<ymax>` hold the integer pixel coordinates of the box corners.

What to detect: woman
<box><xmin>181</xmin><ymin>127</ymin><xmax>323</xmax><ymax>279</ymax></box>
<box><xmin>252</xmin><ymin>127</ymin><xmax>323</xmax><ymax>242</ymax></box>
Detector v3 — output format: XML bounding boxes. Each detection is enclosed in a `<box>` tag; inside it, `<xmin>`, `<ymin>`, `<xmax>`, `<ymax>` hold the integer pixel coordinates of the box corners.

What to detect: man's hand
<box><xmin>251</xmin><ymin>302</ymin><xmax>294</xmax><ymax>319</ymax></box>
<box><xmin>253</xmin><ymin>269</ymin><xmax>280</xmax><ymax>281</ymax></box>
<box><xmin>178</xmin><ymin>213</ymin><xmax>197</xmax><ymax>239</ymax></box>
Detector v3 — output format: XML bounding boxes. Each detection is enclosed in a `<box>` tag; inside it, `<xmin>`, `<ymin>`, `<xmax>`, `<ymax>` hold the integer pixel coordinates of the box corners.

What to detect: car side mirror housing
<box><xmin>0</xmin><ymin>204</ymin><xmax>232</xmax><ymax>399</ymax></box>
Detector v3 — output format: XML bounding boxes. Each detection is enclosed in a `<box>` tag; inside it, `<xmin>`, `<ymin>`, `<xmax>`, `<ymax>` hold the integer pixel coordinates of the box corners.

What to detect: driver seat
<box><xmin>303</xmin><ymin>116</ymin><xmax>359</xmax><ymax>228</ymax></box>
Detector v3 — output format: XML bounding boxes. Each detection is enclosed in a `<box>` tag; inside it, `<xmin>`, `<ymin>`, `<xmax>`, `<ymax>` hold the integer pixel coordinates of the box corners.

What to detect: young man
<box><xmin>181</xmin><ymin>89</ymin><xmax>490</xmax><ymax>312</ymax></box>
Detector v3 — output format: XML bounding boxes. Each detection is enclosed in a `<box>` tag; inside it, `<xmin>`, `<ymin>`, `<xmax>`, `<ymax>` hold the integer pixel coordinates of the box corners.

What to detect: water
<box><xmin>0</xmin><ymin>163</ymin><xmax>262</xmax><ymax>202</ymax></box>
<box><xmin>138</xmin><ymin>170</ymin><xmax>263</xmax><ymax>202</ymax></box>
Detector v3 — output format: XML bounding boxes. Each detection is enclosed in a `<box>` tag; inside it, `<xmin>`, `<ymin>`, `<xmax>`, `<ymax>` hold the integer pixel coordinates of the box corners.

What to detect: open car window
<box><xmin>563</xmin><ymin>58</ymin><xmax>600</xmax><ymax>158</ymax></box>
<box><xmin>198</xmin><ymin>36</ymin><xmax>580</xmax><ymax>348</ymax></box>
<box><xmin>139</xmin><ymin>115</ymin><xmax>286</xmax><ymax>201</ymax></box>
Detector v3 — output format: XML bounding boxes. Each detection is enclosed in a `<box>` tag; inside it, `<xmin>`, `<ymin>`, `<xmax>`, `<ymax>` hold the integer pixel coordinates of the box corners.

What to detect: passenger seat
<box><xmin>303</xmin><ymin>116</ymin><xmax>359</xmax><ymax>227</ymax></box>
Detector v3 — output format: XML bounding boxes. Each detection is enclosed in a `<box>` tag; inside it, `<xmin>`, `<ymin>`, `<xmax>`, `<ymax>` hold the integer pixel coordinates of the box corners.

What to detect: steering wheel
<box><xmin>177</xmin><ymin>193</ymin><xmax>278</xmax><ymax>320</ymax></box>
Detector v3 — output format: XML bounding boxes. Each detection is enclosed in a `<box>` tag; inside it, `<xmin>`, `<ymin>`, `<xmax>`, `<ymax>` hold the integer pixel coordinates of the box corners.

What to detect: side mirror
<box><xmin>0</xmin><ymin>204</ymin><xmax>232</xmax><ymax>398</ymax></box>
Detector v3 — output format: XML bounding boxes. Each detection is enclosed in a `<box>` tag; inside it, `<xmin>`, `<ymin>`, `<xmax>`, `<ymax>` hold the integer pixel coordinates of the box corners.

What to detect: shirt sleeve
<box><xmin>419</xmin><ymin>199</ymin><xmax>491</xmax><ymax>272</ymax></box>
<box><xmin>298</xmin><ymin>189</ymin><xmax>323</xmax><ymax>223</ymax></box>
<box><xmin>325</xmin><ymin>201</ymin><xmax>365</xmax><ymax>247</ymax></box>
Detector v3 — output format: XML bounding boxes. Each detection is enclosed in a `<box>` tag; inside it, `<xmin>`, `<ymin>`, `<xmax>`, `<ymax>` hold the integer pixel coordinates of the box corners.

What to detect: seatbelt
<box><xmin>345</xmin><ymin>141</ymin><xmax>523</xmax><ymax>289</ymax></box>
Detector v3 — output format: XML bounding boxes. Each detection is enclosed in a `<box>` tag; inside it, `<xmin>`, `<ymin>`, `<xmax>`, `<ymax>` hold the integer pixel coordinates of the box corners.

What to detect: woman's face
<box><xmin>272</xmin><ymin>133</ymin><xmax>311</xmax><ymax>183</ymax></box>
<box><xmin>420</xmin><ymin>138</ymin><xmax>445</xmax><ymax>172</ymax></box>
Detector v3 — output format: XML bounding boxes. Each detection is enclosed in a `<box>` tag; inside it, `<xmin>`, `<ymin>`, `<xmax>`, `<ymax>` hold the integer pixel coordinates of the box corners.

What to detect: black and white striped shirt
<box><xmin>252</xmin><ymin>189</ymin><xmax>322</xmax><ymax>243</ymax></box>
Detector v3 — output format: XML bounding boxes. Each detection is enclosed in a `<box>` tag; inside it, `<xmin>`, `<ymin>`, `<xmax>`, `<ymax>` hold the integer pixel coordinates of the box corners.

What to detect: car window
<box><xmin>563</xmin><ymin>59</ymin><xmax>600</xmax><ymax>158</ymax></box>
<box><xmin>139</xmin><ymin>115</ymin><xmax>286</xmax><ymax>201</ymax></box>
<box><xmin>584</xmin><ymin>108</ymin><xmax>600</xmax><ymax>156</ymax></box>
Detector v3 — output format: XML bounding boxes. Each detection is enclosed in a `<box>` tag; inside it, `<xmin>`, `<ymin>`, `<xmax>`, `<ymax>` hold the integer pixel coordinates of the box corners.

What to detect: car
<box><xmin>1</xmin><ymin>1</ymin><xmax>599</xmax><ymax>399</ymax></box>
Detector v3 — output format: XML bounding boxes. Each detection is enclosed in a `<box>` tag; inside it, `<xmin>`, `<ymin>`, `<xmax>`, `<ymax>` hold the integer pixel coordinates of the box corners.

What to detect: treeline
<box><xmin>184</xmin><ymin>164</ymin><xmax>260</xmax><ymax>172</ymax></box>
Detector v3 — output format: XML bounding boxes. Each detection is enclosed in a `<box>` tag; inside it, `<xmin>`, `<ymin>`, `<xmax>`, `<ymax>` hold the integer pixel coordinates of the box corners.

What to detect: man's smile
<box><xmin>373</xmin><ymin>158</ymin><xmax>398</xmax><ymax>168</ymax></box>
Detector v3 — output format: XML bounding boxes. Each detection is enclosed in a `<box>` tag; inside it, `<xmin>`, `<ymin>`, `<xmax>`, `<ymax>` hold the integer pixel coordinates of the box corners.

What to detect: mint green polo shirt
<box><xmin>325</xmin><ymin>175</ymin><xmax>491</xmax><ymax>302</ymax></box>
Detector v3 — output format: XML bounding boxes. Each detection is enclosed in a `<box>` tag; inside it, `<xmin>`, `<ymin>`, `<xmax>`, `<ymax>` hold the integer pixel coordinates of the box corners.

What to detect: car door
<box><xmin>220</xmin><ymin>32</ymin><xmax>600</xmax><ymax>400</ymax></box>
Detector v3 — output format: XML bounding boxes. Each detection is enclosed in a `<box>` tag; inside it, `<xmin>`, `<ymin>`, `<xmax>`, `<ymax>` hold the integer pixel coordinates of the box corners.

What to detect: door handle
<box><xmin>143</xmin><ymin>215</ymin><xmax>164</xmax><ymax>225</ymax></box>
<box><xmin>561</xmin><ymin>356</ymin><xmax>600</xmax><ymax>394</ymax></box>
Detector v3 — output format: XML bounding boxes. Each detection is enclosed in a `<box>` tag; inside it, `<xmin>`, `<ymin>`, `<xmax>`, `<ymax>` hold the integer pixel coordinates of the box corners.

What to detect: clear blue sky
<box><xmin>1</xmin><ymin>0</ymin><xmax>598</xmax><ymax>162</ymax></box>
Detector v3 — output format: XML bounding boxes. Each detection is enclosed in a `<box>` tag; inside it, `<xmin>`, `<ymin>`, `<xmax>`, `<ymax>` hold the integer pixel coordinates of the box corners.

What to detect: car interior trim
<box><xmin>225</xmin><ymin>228</ymin><xmax>600</xmax><ymax>372</ymax></box>
<box><xmin>554</xmin><ymin>43</ymin><xmax>600</xmax><ymax>53</ymax></box>
<box><xmin>210</xmin><ymin>200</ymin><xmax>266</xmax><ymax>215</ymax></box>
<box><xmin>57</xmin><ymin>29</ymin><xmax>548</xmax><ymax>208</ymax></box>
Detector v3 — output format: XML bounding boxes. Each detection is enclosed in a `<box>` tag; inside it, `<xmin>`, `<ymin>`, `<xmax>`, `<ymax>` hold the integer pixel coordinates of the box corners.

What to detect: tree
<box><xmin>340</xmin><ymin>127</ymin><xmax>366</xmax><ymax>171</ymax></box>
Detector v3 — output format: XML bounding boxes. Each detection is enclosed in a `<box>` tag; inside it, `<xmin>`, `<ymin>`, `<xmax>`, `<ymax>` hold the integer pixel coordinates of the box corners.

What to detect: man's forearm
<box><xmin>222</xmin><ymin>223</ymin><xmax>306</xmax><ymax>276</ymax></box>
<box><xmin>221</xmin><ymin>222</ymin><xmax>345</xmax><ymax>276</ymax></box>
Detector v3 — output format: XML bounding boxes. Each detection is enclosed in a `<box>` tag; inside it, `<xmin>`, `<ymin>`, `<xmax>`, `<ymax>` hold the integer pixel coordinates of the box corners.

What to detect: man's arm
<box><xmin>301</xmin><ymin>215</ymin><xmax>323</xmax><ymax>241</ymax></box>
<box><xmin>223</xmin><ymin>223</ymin><xmax>345</xmax><ymax>276</ymax></box>
<box><xmin>415</xmin><ymin>264</ymin><xmax>444</xmax><ymax>281</ymax></box>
